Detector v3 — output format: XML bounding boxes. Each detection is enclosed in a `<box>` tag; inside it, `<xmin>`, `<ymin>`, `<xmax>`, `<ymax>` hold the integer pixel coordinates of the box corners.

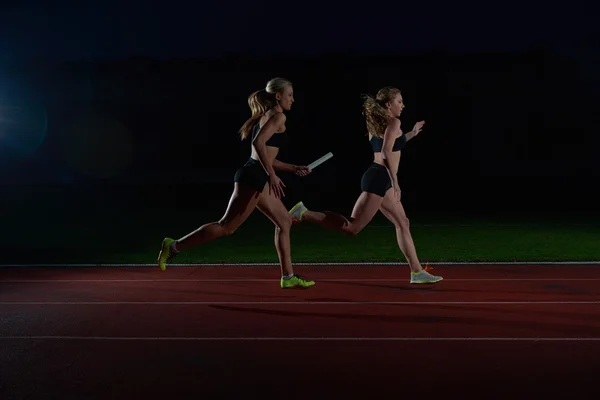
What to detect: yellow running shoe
<box><xmin>157</xmin><ymin>237</ymin><xmax>177</xmax><ymax>271</ymax></box>
<box><xmin>410</xmin><ymin>266</ymin><xmax>443</xmax><ymax>284</ymax></box>
<box><xmin>288</xmin><ymin>201</ymin><xmax>307</xmax><ymax>223</ymax></box>
<box><xmin>280</xmin><ymin>274</ymin><xmax>315</xmax><ymax>289</ymax></box>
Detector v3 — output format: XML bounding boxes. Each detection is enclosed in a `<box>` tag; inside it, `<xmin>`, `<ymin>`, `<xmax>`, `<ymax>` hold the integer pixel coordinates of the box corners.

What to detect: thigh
<box><xmin>219</xmin><ymin>183</ymin><xmax>262</xmax><ymax>229</ymax></box>
<box><xmin>256</xmin><ymin>184</ymin><xmax>293</xmax><ymax>229</ymax></box>
<box><xmin>348</xmin><ymin>191</ymin><xmax>385</xmax><ymax>232</ymax></box>
<box><xmin>379</xmin><ymin>188</ymin><xmax>408</xmax><ymax>226</ymax></box>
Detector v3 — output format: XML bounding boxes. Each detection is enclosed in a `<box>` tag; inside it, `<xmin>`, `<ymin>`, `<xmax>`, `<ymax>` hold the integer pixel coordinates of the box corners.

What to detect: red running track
<box><xmin>2</xmin><ymin>264</ymin><xmax>600</xmax><ymax>399</ymax></box>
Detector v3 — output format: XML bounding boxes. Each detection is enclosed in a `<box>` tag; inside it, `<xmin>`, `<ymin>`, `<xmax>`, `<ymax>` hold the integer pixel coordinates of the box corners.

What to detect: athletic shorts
<box><xmin>360</xmin><ymin>163</ymin><xmax>392</xmax><ymax>197</ymax></box>
<box><xmin>234</xmin><ymin>158</ymin><xmax>268</xmax><ymax>193</ymax></box>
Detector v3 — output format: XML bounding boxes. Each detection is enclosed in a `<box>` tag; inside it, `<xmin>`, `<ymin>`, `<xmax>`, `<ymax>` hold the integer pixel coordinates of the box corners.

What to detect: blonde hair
<box><xmin>362</xmin><ymin>86</ymin><xmax>401</xmax><ymax>138</ymax></box>
<box><xmin>239</xmin><ymin>77</ymin><xmax>293</xmax><ymax>140</ymax></box>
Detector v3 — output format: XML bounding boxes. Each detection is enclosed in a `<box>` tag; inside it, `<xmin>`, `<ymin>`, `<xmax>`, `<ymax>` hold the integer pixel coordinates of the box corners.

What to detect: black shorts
<box><xmin>234</xmin><ymin>158</ymin><xmax>268</xmax><ymax>193</ymax></box>
<box><xmin>360</xmin><ymin>163</ymin><xmax>392</xmax><ymax>197</ymax></box>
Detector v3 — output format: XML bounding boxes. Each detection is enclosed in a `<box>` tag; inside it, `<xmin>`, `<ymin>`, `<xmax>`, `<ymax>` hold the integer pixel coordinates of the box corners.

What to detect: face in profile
<box><xmin>387</xmin><ymin>93</ymin><xmax>405</xmax><ymax>117</ymax></box>
<box><xmin>276</xmin><ymin>85</ymin><xmax>295</xmax><ymax>111</ymax></box>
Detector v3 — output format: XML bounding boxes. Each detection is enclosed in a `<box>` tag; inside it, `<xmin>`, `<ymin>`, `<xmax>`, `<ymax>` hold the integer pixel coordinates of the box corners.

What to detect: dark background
<box><xmin>1</xmin><ymin>0</ymin><xmax>599</xmax><ymax>218</ymax></box>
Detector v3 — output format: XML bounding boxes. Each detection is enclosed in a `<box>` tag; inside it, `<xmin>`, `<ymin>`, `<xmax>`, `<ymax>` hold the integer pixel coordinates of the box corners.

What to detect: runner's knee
<box><xmin>218</xmin><ymin>219</ymin><xmax>238</xmax><ymax>236</ymax></box>
<box><xmin>275</xmin><ymin>214</ymin><xmax>292</xmax><ymax>233</ymax></box>
<box><xmin>344</xmin><ymin>219</ymin><xmax>362</xmax><ymax>236</ymax></box>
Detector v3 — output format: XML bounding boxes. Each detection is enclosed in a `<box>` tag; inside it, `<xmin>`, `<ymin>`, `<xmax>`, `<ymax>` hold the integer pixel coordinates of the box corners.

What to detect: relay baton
<box><xmin>307</xmin><ymin>152</ymin><xmax>333</xmax><ymax>170</ymax></box>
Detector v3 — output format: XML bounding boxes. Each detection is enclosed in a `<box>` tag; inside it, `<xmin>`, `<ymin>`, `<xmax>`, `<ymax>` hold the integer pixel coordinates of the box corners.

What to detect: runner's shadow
<box><xmin>164</xmin><ymin>288</ymin><xmax>289</xmax><ymax>299</ymax></box>
<box><xmin>208</xmin><ymin>304</ymin><xmax>471</xmax><ymax>324</ymax></box>
<box><xmin>326</xmin><ymin>281</ymin><xmax>496</xmax><ymax>294</ymax></box>
<box><xmin>209</xmin><ymin>304</ymin><xmax>600</xmax><ymax>336</ymax></box>
<box><xmin>325</xmin><ymin>281</ymin><xmax>440</xmax><ymax>291</ymax></box>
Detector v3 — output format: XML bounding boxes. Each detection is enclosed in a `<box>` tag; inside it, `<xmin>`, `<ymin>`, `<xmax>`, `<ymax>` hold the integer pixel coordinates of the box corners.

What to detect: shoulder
<box><xmin>387</xmin><ymin>117</ymin><xmax>400</xmax><ymax>129</ymax></box>
<box><xmin>266</xmin><ymin>111</ymin><xmax>286</xmax><ymax>124</ymax></box>
<box><xmin>383</xmin><ymin>117</ymin><xmax>401</xmax><ymax>136</ymax></box>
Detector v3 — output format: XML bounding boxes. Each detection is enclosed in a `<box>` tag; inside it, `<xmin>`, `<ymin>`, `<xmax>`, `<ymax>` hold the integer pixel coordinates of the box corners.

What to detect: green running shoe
<box><xmin>280</xmin><ymin>274</ymin><xmax>315</xmax><ymax>289</ymax></box>
<box><xmin>157</xmin><ymin>237</ymin><xmax>177</xmax><ymax>271</ymax></box>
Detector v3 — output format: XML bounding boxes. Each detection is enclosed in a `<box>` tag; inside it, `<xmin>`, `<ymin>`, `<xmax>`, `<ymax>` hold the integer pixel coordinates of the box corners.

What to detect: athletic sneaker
<box><xmin>157</xmin><ymin>237</ymin><xmax>177</xmax><ymax>271</ymax></box>
<box><xmin>410</xmin><ymin>268</ymin><xmax>443</xmax><ymax>284</ymax></box>
<box><xmin>289</xmin><ymin>201</ymin><xmax>307</xmax><ymax>223</ymax></box>
<box><xmin>280</xmin><ymin>274</ymin><xmax>315</xmax><ymax>289</ymax></box>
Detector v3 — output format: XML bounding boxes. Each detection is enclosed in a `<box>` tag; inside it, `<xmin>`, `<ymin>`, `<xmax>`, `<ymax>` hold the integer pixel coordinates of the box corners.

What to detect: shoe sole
<box><xmin>288</xmin><ymin>202</ymin><xmax>306</xmax><ymax>221</ymax></box>
<box><xmin>157</xmin><ymin>239</ymin><xmax>172</xmax><ymax>272</ymax></box>
<box><xmin>410</xmin><ymin>278</ymin><xmax>443</xmax><ymax>284</ymax></box>
<box><xmin>281</xmin><ymin>283</ymin><xmax>316</xmax><ymax>289</ymax></box>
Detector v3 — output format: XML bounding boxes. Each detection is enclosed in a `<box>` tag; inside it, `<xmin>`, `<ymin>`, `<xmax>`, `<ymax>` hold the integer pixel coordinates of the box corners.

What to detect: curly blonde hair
<box><xmin>239</xmin><ymin>77</ymin><xmax>293</xmax><ymax>140</ymax></box>
<box><xmin>362</xmin><ymin>86</ymin><xmax>401</xmax><ymax>138</ymax></box>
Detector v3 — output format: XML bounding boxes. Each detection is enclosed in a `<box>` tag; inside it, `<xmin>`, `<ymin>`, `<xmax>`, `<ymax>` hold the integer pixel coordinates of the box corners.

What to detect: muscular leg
<box><xmin>256</xmin><ymin>184</ymin><xmax>294</xmax><ymax>276</ymax></box>
<box><xmin>302</xmin><ymin>191</ymin><xmax>384</xmax><ymax>236</ymax></box>
<box><xmin>175</xmin><ymin>183</ymin><xmax>262</xmax><ymax>251</ymax></box>
<box><xmin>379</xmin><ymin>189</ymin><xmax>423</xmax><ymax>273</ymax></box>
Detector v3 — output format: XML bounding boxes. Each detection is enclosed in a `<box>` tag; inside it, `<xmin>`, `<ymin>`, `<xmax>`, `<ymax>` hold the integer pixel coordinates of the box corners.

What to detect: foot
<box><xmin>280</xmin><ymin>274</ymin><xmax>316</xmax><ymax>289</ymax></box>
<box><xmin>157</xmin><ymin>237</ymin><xmax>177</xmax><ymax>271</ymax></box>
<box><xmin>289</xmin><ymin>201</ymin><xmax>308</xmax><ymax>223</ymax></box>
<box><xmin>410</xmin><ymin>265</ymin><xmax>443</xmax><ymax>284</ymax></box>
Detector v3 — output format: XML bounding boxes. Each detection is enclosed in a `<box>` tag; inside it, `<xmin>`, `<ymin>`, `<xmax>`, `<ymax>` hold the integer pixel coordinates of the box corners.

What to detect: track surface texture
<box><xmin>2</xmin><ymin>264</ymin><xmax>600</xmax><ymax>399</ymax></box>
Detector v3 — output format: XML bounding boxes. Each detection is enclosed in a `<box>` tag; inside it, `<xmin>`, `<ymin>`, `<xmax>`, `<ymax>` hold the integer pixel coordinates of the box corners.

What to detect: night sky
<box><xmin>1</xmin><ymin>0</ymin><xmax>599</xmax><ymax>197</ymax></box>
<box><xmin>0</xmin><ymin>0</ymin><xmax>596</xmax><ymax>62</ymax></box>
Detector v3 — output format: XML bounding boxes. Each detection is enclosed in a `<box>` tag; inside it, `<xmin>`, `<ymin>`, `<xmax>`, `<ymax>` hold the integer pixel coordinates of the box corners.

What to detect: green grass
<box><xmin>2</xmin><ymin>206</ymin><xmax>599</xmax><ymax>264</ymax></box>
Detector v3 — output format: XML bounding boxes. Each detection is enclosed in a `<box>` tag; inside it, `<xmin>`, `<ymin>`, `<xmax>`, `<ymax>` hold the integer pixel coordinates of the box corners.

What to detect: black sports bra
<box><xmin>252</xmin><ymin>122</ymin><xmax>287</xmax><ymax>148</ymax></box>
<box><xmin>370</xmin><ymin>133</ymin><xmax>406</xmax><ymax>152</ymax></box>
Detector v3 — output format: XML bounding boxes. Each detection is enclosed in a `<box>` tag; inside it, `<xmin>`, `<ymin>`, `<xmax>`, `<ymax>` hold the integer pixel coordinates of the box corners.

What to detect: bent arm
<box><xmin>252</xmin><ymin>113</ymin><xmax>285</xmax><ymax>176</ymax></box>
<box><xmin>405</xmin><ymin>120</ymin><xmax>425</xmax><ymax>141</ymax></box>
<box><xmin>272</xmin><ymin>159</ymin><xmax>296</xmax><ymax>172</ymax></box>
<box><xmin>405</xmin><ymin>129</ymin><xmax>418</xmax><ymax>141</ymax></box>
<box><xmin>381</xmin><ymin>118</ymin><xmax>401</xmax><ymax>184</ymax></box>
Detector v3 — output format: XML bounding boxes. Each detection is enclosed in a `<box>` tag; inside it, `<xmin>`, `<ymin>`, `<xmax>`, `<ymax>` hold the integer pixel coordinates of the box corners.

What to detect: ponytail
<box><xmin>239</xmin><ymin>89</ymin><xmax>275</xmax><ymax>140</ymax></box>
<box><xmin>362</xmin><ymin>94</ymin><xmax>390</xmax><ymax>138</ymax></box>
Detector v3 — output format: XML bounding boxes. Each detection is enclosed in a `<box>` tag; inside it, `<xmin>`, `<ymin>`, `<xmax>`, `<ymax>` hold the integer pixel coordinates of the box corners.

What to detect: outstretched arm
<box><xmin>405</xmin><ymin>120</ymin><xmax>425</xmax><ymax>141</ymax></box>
